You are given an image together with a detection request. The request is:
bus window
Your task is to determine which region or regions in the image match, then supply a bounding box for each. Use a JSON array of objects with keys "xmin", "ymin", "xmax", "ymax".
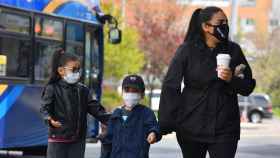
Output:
[
  {"xmin": 35, "ymin": 16, "xmax": 63, "ymax": 41},
  {"xmin": 66, "ymin": 22, "xmax": 84, "ymax": 59},
  {"xmin": 34, "ymin": 42, "xmax": 62, "ymax": 81},
  {"xmin": 0, "ymin": 55, "xmax": 6, "ymax": 76},
  {"xmin": 0, "ymin": 37, "xmax": 31, "ymax": 78},
  {"xmin": 34, "ymin": 16, "xmax": 63, "ymax": 81},
  {"xmin": 0, "ymin": 11, "xmax": 30, "ymax": 34}
]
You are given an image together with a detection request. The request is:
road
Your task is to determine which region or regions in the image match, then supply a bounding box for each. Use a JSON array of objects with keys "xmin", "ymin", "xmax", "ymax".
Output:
[
  {"xmin": 2, "ymin": 118, "xmax": 280, "ymax": 158},
  {"xmin": 84, "ymin": 118, "xmax": 280, "ymax": 158}
]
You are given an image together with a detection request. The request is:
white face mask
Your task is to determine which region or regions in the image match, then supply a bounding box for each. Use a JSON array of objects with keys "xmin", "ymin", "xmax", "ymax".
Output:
[
  {"xmin": 122, "ymin": 92, "xmax": 141, "ymax": 108},
  {"xmin": 63, "ymin": 72, "xmax": 80, "ymax": 84}
]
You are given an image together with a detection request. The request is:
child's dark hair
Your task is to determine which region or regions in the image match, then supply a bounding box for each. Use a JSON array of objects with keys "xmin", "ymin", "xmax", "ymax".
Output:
[
  {"xmin": 47, "ymin": 48, "xmax": 80, "ymax": 84},
  {"xmin": 184, "ymin": 6, "xmax": 223, "ymax": 43}
]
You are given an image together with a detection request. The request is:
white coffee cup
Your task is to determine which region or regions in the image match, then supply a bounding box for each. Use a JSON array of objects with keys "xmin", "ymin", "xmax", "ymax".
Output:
[
  {"xmin": 216, "ymin": 54, "xmax": 231, "ymax": 77},
  {"xmin": 216, "ymin": 54, "xmax": 231, "ymax": 68}
]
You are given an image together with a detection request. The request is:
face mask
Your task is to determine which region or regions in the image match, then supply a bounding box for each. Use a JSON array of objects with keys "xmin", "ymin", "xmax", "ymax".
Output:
[
  {"xmin": 122, "ymin": 92, "xmax": 141, "ymax": 108},
  {"xmin": 63, "ymin": 72, "xmax": 80, "ymax": 84},
  {"xmin": 210, "ymin": 24, "xmax": 229, "ymax": 42}
]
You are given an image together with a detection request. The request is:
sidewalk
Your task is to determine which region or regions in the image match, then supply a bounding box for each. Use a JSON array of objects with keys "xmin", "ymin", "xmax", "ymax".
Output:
[{"xmin": 241, "ymin": 118, "xmax": 280, "ymax": 138}]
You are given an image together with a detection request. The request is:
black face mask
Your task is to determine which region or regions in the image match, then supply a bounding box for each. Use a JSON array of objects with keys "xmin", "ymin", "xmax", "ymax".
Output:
[{"xmin": 208, "ymin": 23, "xmax": 229, "ymax": 42}]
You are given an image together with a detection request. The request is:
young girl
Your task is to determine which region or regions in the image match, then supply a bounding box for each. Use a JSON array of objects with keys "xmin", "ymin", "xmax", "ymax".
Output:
[{"xmin": 41, "ymin": 49, "xmax": 110, "ymax": 158}]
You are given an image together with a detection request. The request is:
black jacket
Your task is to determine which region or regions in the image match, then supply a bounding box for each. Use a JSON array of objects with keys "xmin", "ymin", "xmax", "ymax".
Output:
[
  {"xmin": 159, "ymin": 40, "xmax": 256, "ymax": 143},
  {"xmin": 41, "ymin": 80, "xmax": 110, "ymax": 141}
]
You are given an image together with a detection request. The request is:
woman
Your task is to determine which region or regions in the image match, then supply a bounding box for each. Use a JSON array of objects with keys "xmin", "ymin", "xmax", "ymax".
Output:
[{"xmin": 159, "ymin": 6, "xmax": 256, "ymax": 158}]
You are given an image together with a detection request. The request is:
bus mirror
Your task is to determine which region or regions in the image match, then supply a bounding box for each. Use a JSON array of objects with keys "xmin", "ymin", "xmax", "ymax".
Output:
[
  {"xmin": 98, "ymin": 14, "xmax": 121, "ymax": 44},
  {"xmin": 109, "ymin": 27, "xmax": 122, "ymax": 44}
]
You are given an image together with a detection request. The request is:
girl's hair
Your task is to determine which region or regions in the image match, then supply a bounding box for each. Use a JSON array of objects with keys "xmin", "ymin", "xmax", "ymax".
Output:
[
  {"xmin": 184, "ymin": 6, "xmax": 223, "ymax": 43},
  {"xmin": 47, "ymin": 48, "xmax": 80, "ymax": 84}
]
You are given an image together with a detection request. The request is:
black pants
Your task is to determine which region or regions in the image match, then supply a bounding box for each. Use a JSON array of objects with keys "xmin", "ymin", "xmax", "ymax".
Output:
[
  {"xmin": 100, "ymin": 143, "xmax": 112, "ymax": 158},
  {"xmin": 177, "ymin": 134, "xmax": 238, "ymax": 158},
  {"xmin": 47, "ymin": 141, "xmax": 86, "ymax": 158}
]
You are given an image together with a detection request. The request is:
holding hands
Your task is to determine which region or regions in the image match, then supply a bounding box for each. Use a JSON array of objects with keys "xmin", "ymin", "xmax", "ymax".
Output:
[{"xmin": 147, "ymin": 132, "xmax": 157, "ymax": 144}]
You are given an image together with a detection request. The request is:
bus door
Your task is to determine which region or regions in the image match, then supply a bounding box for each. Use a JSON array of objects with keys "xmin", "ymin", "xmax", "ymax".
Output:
[
  {"xmin": 85, "ymin": 25, "xmax": 102, "ymax": 139},
  {"xmin": 84, "ymin": 26, "xmax": 101, "ymax": 93}
]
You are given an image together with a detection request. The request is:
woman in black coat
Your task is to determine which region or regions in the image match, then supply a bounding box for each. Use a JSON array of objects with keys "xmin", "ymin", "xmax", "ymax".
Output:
[{"xmin": 159, "ymin": 6, "xmax": 256, "ymax": 158}]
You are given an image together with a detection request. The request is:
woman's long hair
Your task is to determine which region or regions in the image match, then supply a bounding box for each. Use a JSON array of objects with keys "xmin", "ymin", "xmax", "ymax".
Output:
[{"xmin": 184, "ymin": 6, "xmax": 223, "ymax": 43}]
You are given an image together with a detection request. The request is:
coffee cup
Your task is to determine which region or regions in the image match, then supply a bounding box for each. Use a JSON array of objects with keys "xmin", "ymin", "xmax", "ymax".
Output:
[{"xmin": 216, "ymin": 54, "xmax": 231, "ymax": 76}]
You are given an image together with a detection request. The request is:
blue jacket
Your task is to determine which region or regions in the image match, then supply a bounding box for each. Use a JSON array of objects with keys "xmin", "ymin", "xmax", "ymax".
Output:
[{"xmin": 106, "ymin": 105, "xmax": 161, "ymax": 158}]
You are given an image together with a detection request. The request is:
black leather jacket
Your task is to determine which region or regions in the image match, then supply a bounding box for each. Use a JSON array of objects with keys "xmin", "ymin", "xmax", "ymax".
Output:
[{"xmin": 41, "ymin": 80, "xmax": 109, "ymax": 141}]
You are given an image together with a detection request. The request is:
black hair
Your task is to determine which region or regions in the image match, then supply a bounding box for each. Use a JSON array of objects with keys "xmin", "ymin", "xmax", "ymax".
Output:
[
  {"xmin": 184, "ymin": 6, "xmax": 223, "ymax": 43},
  {"xmin": 47, "ymin": 48, "xmax": 80, "ymax": 84}
]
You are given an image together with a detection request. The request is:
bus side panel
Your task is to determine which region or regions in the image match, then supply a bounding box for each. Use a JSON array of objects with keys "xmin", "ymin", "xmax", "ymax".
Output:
[
  {"xmin": 0, "ymin": 0, "xmax": 50, "ymax": 11},
  {"xmin": 0, "ymin": 0, "xmax": 101, "ymax": 23},
  {"xmin": 0, "ymin": 84, "xmax": 47, "ymax": 149}
]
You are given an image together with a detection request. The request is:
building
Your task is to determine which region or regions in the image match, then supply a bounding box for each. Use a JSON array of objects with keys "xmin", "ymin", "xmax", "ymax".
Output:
[
  {"xmin": 177, "ymin": 0, "xmax": 273, "ymax": 37},
  {"xmin": 103, "ymin": 0, "xmax": 276, "ymax": 36},
  {"xmin": 270, "ymin": 0, "xmax": 280, "ymax": 32}
]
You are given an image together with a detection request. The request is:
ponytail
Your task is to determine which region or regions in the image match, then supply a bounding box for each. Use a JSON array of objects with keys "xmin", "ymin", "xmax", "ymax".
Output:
[
  {"xmin": 184, "ymin": 8, "xmax": 202, "ymax": 42},
  {"xmin": 47, "ymin": 48, "xmax": 79, "ymax": 84},
  {"xmin": 48, "ymin": 48, "xmax": 64, "ymax": 84}
]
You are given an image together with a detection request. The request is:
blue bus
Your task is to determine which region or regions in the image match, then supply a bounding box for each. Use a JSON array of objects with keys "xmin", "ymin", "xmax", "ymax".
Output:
[{"xmin": 0, "ymin": 0, "xmax": 119, "ymax": 155}]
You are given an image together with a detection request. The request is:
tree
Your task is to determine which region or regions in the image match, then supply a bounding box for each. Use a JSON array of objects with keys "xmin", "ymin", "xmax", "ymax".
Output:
[
  {"xmin": 250, "ymin": 28, "xmax": 280, "ymax": 105},
  {"xmin": 104, "ymin": 28, "xmax": 145, "ymax": 80},
  {"xmin": 101, "ymin": 1, "xmax": 145, "ymax": 82},
  {"xmin": 129, "ymin": 0, "xmax": 185, "ymax": 104}
]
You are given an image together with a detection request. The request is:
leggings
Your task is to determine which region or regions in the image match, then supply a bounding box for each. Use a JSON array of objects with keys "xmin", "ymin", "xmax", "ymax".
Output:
[
  {"xmin": 177, "ymin": 134, "xmax": 238, "ymax": 158},
  {"xmin": 47, "ymin": 141, "xmax": 86, "ymax": 158}
]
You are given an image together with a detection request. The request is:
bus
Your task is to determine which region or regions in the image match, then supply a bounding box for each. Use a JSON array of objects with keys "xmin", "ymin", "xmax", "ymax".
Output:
[{"xmin": 0, "ymin": 0, "xmax": 120, "ymax": 155}]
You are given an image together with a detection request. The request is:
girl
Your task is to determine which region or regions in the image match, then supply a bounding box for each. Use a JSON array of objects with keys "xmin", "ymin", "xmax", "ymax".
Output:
[
  {"xmin": 159, "ymin": 6, "xmax": 256, "ymax": 158},
  {"xmin": 41, "ymin": 49, "xmax": 110, "ymax": 158}
]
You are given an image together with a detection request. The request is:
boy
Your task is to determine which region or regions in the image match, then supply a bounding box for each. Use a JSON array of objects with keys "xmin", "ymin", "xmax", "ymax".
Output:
[{"xmin": 102, "ymin": 75, "xmax": 161, "ymax": 158}]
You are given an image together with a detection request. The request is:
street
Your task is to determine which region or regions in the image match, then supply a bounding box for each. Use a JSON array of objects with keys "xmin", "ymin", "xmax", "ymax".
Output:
[
  {"xmin": 3, "ymin": 118, "xmax": 280, "ymax": 158},
  {"xmin": 84, "ymin": 118, "xmax": 280, "ymax": 158}
]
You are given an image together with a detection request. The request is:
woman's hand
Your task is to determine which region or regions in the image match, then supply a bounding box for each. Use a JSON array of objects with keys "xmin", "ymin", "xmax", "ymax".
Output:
[
  {"xmin": 217, "ymin": 66, "xmax": 232, "ymax": 82},
  {"xmin": 48, "ymin": 116, "xmax": 62, "ymax": 128},
  {"xmin": 147, "ymin": 132, "xmax": 157, "ymax": 144}
]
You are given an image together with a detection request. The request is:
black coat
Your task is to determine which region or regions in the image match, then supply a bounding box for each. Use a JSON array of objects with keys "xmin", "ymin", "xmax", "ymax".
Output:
[
  {"xmin": 41, "ymin": 80, "xmax": 110, "ymax": 141},
  {"xmin": 159, "ymin": 40, "xmax": 256, "ymax": 143}
]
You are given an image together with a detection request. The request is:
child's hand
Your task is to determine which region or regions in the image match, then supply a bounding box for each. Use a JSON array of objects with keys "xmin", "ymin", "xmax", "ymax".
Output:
[
  {"xmin": 97, "ymin": 124, "xmax": 108, "ymax": 139},
  {"xmin": 48, "ymin": 117, "xmax": 62, "ymax": 128},
  {"xmin": 147, "ymin": 132, "xmax": 157, "ymax": 144}
]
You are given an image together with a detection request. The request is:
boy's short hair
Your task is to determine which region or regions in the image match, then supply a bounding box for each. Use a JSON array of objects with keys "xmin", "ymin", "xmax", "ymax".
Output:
[{"xmin": 122, "ymin": 75, "xmax": 145, "ymax": 93}]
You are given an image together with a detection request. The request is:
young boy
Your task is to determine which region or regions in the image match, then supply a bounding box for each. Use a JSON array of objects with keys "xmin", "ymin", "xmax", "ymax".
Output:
[{"xmin": 102, "ymin": 75, "xmax": 161, "ymax": 158}]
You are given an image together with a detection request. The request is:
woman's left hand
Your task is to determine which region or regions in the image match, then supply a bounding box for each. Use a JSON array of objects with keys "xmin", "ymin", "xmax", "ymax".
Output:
[
  {"xmin": 217, "ymin": 66, "xmax": 232, "ymax": 82},
  {"xmin": 147, "ymin": 132, "xmax": 157, "ymax": 144}
]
